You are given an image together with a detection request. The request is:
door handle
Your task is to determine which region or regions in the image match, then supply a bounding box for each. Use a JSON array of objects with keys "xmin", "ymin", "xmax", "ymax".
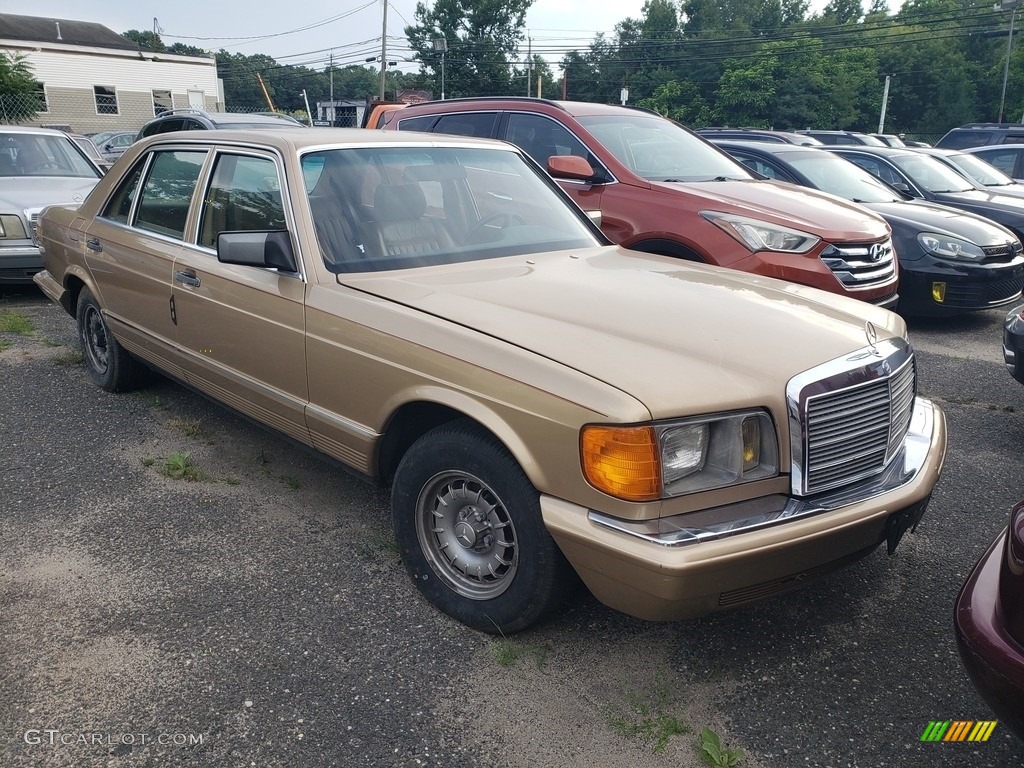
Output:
[
  {"xmin": 86, "ymin": 238, "xmax": 103, "ymax": 252},
  {"xmin": 174, "ymin": 270, "xmax": 201, "ymax": 288}
]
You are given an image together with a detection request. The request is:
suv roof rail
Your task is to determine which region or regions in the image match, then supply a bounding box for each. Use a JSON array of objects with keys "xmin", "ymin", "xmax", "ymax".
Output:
[
  {"xmin": 397, "ymin": 95, "xmax": 571, "ymax": 113},
  {"xmin": 163, "ymin": 107, "xmax": 212, "ymax": 118},
  {"xmin": 956, "ymin": 122, "xmax": 1023, "ymax": 128}
]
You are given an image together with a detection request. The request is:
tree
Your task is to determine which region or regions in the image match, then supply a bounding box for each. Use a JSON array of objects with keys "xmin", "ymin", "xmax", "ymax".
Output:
[
  {"xmin": 405, "ymin": 0, "xmax": 534, "ymax": 98},
  {"xmin": 0, "ymin": 52, "xmax": 39, "ymax": 121},
  {"xmin": 122, "ymin": 29, "xmax": 166, "ymax": 51}
]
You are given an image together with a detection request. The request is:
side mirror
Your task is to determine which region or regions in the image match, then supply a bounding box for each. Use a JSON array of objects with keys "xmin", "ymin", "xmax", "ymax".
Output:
[
  {"xmin": 585, "ymin": 210, "xmax": 602, "ymax": 228},
  {"xmin": 548, "ymin": 155, "xmax": 597, "ymax": 181},
  {"xmin": 890, "ymin": 181, "xmax": 917, "ymax": 196},
  {"xmin": 217, "ymin": 231, "xmax": 297, "ymax": 272}
]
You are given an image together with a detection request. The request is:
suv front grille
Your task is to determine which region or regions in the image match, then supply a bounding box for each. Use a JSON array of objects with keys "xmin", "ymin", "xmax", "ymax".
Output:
[
  {"xmin": 787, "ymin": 338, "xmax": 916, "ymax": 497},
  {"xmin": 820, "ymin": 239, "xmax": 896, "ymax": 288}
]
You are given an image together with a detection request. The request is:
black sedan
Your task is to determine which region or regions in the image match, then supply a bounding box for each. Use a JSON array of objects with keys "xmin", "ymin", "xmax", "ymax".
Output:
[
  {"xmin": 827, "ymin": 145, "xmax": 1024, "ymax": 242},
  {"xmin": 1006, "ymin": 304, "xmax": 1024, "ymax": 385},
  {"xmin": 955, "ymin": 499, "xmax": 1024, "ymax": 742},
  {"xmin": 713, "ymin": 140, "xmax": 1024, "ymax": 316}
]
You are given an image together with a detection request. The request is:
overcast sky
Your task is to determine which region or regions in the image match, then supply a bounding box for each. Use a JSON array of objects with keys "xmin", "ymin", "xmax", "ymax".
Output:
[{"xmin": 3, "ymin": 1, "xmax": 875, "ymax": 75}]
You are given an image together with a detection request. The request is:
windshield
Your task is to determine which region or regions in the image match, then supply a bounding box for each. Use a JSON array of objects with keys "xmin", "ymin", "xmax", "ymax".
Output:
[
  {"xmin": 946, "ymin": 152, "xmax": 1016, "ymax": 186},
  {"xmin": 577, "ymin": 114, "xmax": 754, "ymax": 182},
  {"xmin": 302, "ymin": 145, "xmax": 601, "ymax": 273},
  {"xmin": 0, "ymin": 132, "xmax": 101, "ymax": 178},
  {"xmin": 889, "ymin": 153, "xmax": 977, "ymax": 193},
  {"xmin": 785, "ymin": 150, "xmax": 901, "ymax": 203}
]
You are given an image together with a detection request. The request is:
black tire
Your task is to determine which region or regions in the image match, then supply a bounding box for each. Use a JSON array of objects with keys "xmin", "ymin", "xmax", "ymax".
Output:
[
  {"xmin": 76, "ymin": 288, "xmax": 145, "ymax": 392},
  {"xmin": 392, "ymin": 420, "xmax": 575, "ymax": 634}
]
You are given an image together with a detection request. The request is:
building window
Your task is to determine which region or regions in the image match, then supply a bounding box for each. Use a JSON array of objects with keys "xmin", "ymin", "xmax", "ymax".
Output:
[
  {"xmin": 94, "ymin": 86, "xmax": 118, "ymax": 115},
  {"xmin": 34, "ymin": 82, "xmax": 48, "ymax": 113},
  {"xmin": 152, "ymin": 89, "xmax": 173, "ymax": 116}
]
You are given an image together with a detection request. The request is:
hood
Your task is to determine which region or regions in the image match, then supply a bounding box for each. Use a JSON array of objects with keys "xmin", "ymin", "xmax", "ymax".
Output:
[
  {"xmin": 865, "ymin": 200, "xmax": 1020, "ymax": 245},
  {"xmin": 0, "ymin": 177, "xmax": 99, "ymax": 213},
  {"xmin": 343, "ymin": 247, "xmax": 902, "ymax": 419},
  {"xmin": 649, "ymin": 179, "xmax": 890, "ymax": 241}
]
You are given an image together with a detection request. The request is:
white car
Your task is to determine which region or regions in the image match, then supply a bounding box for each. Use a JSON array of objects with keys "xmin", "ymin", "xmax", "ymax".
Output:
[{"xmin": 0, "ymin": 126, "xmax": 102, "ymax": 284}]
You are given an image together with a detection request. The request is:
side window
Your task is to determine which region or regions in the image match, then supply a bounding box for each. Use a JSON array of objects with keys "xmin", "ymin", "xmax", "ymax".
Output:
[
  {"xmin": 432, "ymin": 113, "xmax": 497, "ymax": 138},
  {"xmin": 975, "ymin": 149, "xmax": 1016, "ymax": 176},
  {"xmin": 198, "ymin": 154, "xmax": 285, "ymax": 249},
  {"xmin": 396, "ymin": 115, "xmax": 437, "ymax": 132},
  {"xmin": 101, "ymin": 158, "xmax": 146, "ymax": 224},
  {"xmin": 733, "ymin": 155, "xmax": 782, "ymax": 180},
  {"xmin": 505, "ymin": 113, "xmax": 599, "ymax": 170},
  {"xmin": 843, "ymin": 155, "xmax": 893, "ymax": 183},
  {"xmin": 135, "ymin": 150, "xmax": 207, "ymax": 239}
]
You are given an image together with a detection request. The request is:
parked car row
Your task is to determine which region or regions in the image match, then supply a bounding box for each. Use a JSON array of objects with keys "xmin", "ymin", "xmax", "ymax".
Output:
[{"xmin": 8, "ymin": 104, "xmax": 1023, "ymax": 743}]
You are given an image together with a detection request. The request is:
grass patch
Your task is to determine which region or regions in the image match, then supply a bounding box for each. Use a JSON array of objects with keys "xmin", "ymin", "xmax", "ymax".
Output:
[
  {"xmin": 169, "ymin": 418, "xmax": 204, "ymax": 437},
  {"xmin": 140, "ymin": 457, "xmax": 155, "ymax": 467},
  {"xmin": 40, "ymin": 337, "xmax": 65, "ymax": 348},
  {"xmin": 53, "ymin": 350, "xmax": 84, "ymax": 366},
  {"xmin": 603, "ymin": 690, "xmax": 689, "ymax": 754},
  {"xmin": 489, "ymin": 638, "xmax": 551, "ymax": 669},
  {"xmin": 138, "ymin": 391, "xmax": 166, "ymax": 408},
  {"xmin": 0, "ymin": 339, "xmax": 11, "ymax": 352},
  {"xmin": 280, "ymin": 474, "xmax": 300, "ymax": 491},
  {"xmin": 0, "ymin": 309, "xmax": 33, "ymax": 335},
  {"xmin": 162, "ymin": 451, "xmax": 206, "ymax": 481},
  {"xmin": 698, "ymin": 727, "xmax": 744, "ymax": 767}
]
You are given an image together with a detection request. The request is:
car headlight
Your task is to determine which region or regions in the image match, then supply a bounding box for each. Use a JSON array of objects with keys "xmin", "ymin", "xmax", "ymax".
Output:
[
  {"xmin": 917, "ymin": 232, "xmax": 986, "ymax": 261},
  {"xmin": 0, "ymin": 214, "xmax": 28, "ymax": 240},
  {"xmin": 580, "ymin": 410, "xmax": 779, "ymax": 501},
  {"xmin": 700, "ymin": 211, "xmax": 820, "ymax": 254}
]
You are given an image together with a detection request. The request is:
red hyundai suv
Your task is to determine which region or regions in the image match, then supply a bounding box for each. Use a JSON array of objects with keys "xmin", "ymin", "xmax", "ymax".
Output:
[{"xmin": 383, "ymin": 98, "xmax": 898, "ymax": 306}]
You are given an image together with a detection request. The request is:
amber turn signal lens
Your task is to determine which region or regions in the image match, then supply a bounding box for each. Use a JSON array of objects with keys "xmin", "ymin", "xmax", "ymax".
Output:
[{"xmin": 581, "ymin": 425, "xmax": 661, "ymax": 502}]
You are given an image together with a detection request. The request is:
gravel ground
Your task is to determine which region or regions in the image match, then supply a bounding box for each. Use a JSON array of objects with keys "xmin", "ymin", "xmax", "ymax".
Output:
[{"xmin": 2, "ymin": 287, "xmax": 1023, "ymax": 767}]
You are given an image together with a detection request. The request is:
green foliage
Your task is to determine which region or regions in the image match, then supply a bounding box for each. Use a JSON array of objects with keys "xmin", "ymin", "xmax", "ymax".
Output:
[
  {"xmin": 699, "ymin": 727, "xmax": 744, "ymax": 766},
  {"xmin": 603, "ymin": 691, "xmax": 689, "ymax": 754},
  {"xmin": 0, "ymin": 52, "xmax": 39, "ymax": 121},
  {"xmin": 122, "ymin": 30, "xmax": 166, "ymax": 51},
  {"xmin": 163, "ymin": 452, "xmax": 206, "ymax": 481},
  {"xmin": 0, "ymin": 309, "xmax": 33, "ymax": 335},
  {"xmin": 489, "ymin": 638, "xmax": 551, "ymax": 668}
]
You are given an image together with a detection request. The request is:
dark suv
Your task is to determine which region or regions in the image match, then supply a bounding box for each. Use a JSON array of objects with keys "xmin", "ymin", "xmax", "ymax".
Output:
[
  {"xmin": 137, "ymin": 109, "xmax": 304, "ymax": 139},
  {"xmin": 936, "ymin": 123, "xmax": 1024, "ymax": 150},
  {"xmin": 795, "ymin": 130, "xmax": 887, "ymax": 146},
  {"xmin": 382, "ymin": 97, "xmax": 899, "ymax": 306}
]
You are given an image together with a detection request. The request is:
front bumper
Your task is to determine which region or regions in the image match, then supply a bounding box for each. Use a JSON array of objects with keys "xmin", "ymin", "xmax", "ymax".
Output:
[
  {"xmin": 0, "ymin": 244, "xmax": 43, "ymax": 284},
  {"xmin": 1005, "ymin": 305, "xmax": 1024, "ymax": 385},
  {"xmin": 542, "ymin": 397, "xmax": 946, "ymax": 621},
  {"xmin": 898, "ymin": 259, "xmax": 1024, "ymax": 316}
]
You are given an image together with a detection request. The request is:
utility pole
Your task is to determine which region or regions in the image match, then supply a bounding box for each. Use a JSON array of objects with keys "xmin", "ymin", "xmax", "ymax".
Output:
[
  {"xmin": 432, "ymin": 38, "xmax": 447, "ymax": 100},
  {"xmin": 526, "ymin": 35, "xmax": 532, "ymax": 97},
  {"xmin": 329, "ymin": 51, "xmax": 334, "ymax": 124},
  {"xmin": 998, "ymin": 0, "xmax": 1021, "ymax": 122},
  {"xmin": 878, "ymin": 74, "xmax": 891, "ymax": 133},
  {"xmin": 379, "ymin": 0, "xmax": 388, "ymax": 100}
]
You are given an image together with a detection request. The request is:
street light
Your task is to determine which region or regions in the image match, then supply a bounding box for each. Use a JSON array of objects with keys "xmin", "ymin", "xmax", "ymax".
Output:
[
  {"xmin": 432, "ymin": 38, "xmax": 447, "ymax": 100},
  {"xmin": 366, "ymin": 57, "xmax": 398, "ymax": 99},
  {"xmin": 998, "ymin": 0, "xmax": 1022, "ymax": 123}
]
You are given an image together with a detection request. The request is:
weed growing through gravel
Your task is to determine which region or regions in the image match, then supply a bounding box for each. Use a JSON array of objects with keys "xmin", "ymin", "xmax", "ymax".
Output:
[
  {"xmin": 489, "ymin": 638, "xmax": 551, "ymax": 668},
  {"xmin": 169, "ymin": 418, "xmax": 204, "ymax": 437},
  {"xmin": 698, "ymin": 727, "xmax": 743, "ymax": 766},
  {"xmin": 603, "ymin": 689, "xmax": 689, "ymax": 754},
  {"xmin": 163, "ymin": 451, "xmax": 206, "ymax": 481},
  {"xmin": 140, "ymin": 457, "xmax": 155, "ymax": 467},
  {"xmin": 0, "ymin": 339, "xmax": 11, "ymax": 352},
  {"xmin": 0, "ymin": 309, "xmax": 33, "ymax": 335},
  {"xmin": 280, "ymin": 474, "xmax": 300, "ymax": 490}
]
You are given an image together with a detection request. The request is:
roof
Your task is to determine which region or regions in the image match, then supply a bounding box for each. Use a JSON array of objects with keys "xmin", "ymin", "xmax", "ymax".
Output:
[{"xmin": 0, "ymin": 13, "xmax": 138, "ymax": 51}]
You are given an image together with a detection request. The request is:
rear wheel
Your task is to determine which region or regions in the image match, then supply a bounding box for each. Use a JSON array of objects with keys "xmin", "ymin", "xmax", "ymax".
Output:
[
  {"xmin": 76, "ymin": 288, "xmax": 145, "ymax": 392},
  {"xmin": 392, "ymin": 420, "xmax": 575, "ymax": 633}
]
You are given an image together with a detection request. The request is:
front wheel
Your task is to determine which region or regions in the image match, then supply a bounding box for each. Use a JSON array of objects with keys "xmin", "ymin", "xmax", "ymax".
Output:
[{"xmin": 392, "ymin": 420, "xmax": 575, "ymax": 634}]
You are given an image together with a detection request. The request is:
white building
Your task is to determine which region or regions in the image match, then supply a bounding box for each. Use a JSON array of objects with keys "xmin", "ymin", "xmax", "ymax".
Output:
[{"xmin": 0, "ymin": 13, "xmax": 221, "ymax": 133}]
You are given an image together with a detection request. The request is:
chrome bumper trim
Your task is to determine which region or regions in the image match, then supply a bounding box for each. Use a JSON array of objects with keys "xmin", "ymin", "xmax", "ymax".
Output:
[{"xmin": 589, "ymin": 397, "xmax": 938, "ymax": 548}]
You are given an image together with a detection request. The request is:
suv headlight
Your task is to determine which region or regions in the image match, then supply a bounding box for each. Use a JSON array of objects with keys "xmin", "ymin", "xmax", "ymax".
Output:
[
  {"xmin": 581, "ymin": 410, "xmax": 779, "ymax": 502},
  {"xmin": 917, "ymin": 232, "xmax": 985, "ymax": 261},
  {"xmin": 701, "ymin": 211, "xmax": 820, "ymax": 254}
]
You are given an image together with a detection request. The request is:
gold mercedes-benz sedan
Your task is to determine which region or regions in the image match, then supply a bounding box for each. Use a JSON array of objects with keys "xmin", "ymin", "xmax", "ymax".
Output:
[{"xmin": 34, "ymin": 128, "xmax": 946, "ymax": 633}]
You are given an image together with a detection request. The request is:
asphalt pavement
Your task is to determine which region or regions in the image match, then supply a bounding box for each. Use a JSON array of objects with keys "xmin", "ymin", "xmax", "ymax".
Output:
[{"xmin": 2, "ymin": 287, "xmax": 1022, "ymax": 768}]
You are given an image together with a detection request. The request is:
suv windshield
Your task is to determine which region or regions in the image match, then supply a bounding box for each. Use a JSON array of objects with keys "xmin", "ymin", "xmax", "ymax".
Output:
[
  {"xmin": 784, "ymin": 150, "xmax": 900, "ymax": 203},
  {"xmin": 302, "ymin": 145, "xmax": 601, "ymax": 273},
  {"xmin": 0, "ymin": 133, "xmax": 101, "ymax": 178},
  {"xmin": 576, "ymin": 114, "xmax": 753, "ymax": 182}
]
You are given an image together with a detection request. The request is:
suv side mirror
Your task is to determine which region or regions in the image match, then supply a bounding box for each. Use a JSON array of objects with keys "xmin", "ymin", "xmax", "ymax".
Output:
[{"xmin": 548, "ymin": 155, "xmax": 598, "ymax": 181}]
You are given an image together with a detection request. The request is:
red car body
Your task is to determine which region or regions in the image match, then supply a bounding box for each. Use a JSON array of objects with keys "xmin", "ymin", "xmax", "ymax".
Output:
[{"xmin": 955, "ymin": 499, "xmax": 1024, "ymax": 741}]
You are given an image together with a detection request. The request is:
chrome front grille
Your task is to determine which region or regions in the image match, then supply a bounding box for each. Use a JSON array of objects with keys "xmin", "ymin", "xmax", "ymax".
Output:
[
  {"xmin": 820, "ymin": 239, "xmax": 897, "ymax": 287},
  {"xmin": 787, "ymin": 337, "xmax": 916, "ymax": 496}
]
